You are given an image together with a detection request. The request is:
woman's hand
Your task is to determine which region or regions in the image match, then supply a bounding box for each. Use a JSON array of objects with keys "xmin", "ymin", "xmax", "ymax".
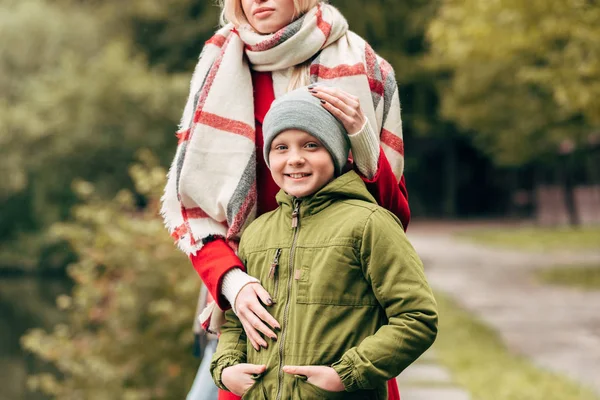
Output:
[
  {"xmin": 308, "ymin": 85, "xmax": 367, "ymax": 135},
  {"xmin": 235, "ymin": 283, "xmax": 281, "ymax": 351},
  {"xmin": 282, "ymin": 365, "xmax": 345, "ymax": 392},
  {"xmin": 222, "ymin": 363, "xmax": 266, "ymax": 396}
]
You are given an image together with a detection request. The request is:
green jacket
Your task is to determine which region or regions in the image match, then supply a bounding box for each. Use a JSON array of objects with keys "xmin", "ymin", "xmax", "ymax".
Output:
[{"xmin": 211, "ymin": 171, "xmax": 438, "ymax": 399}]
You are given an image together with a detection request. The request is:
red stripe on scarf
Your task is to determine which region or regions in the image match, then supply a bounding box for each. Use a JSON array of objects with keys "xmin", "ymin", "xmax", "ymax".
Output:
[
  {"xmin": 171, "ymin": 224, "xmax": 188, "ymax": 241},
  {"xmin": 186, "ymin": 207, "xmax": 210, "ymax": 219},
  {"xmin": 365, "ymin": 45, "xmax": 384, "ymax": 96},
  {"xmin": 379, "ymin": 58, "xmax": 393, "ymax": 83},
  {"xmin": 381, "ymin": 129, "xmax": 405, "ymax": 156},
  {"xmin": 196, "ymin": 112, "xmax": 254, "ymax": 141},
  {"xmin": 205, "ymin": 34, "xmax": 227, "ymax": 48},
  {"xmin": 181, "ymin": 206, "xmax": 197, "ymax": 247},
  {"xmin": 180, "ymin": 207, "xmax": 230, "ymax": 245},
  {"xmin": 245, "ymin": 29, "xmax": 285, "ymax": 52},
  {"xmin": 365, "ymin": 44, "xmax": 377, "ymax": 80},
  {"xmin": 315, "ymin": 5, "xmax": 332, "ymax": 38},
  {"xmin": 310, "ymin": 62, "xmax": 366, "ymax": 79},
  {"xmin": 185, "ymin": 208, "xmax": 229, "ymax": 229},
  {"xmin": 176, "ymin": 128, "xmax": 191, "ymax": 144},
  {"xmin": 369, "ymin": 78, "xmax": 385, "ymax": 97},
  {"xmin": 192, "ymin": 34, "xmax": 235, "ymax": 131}
]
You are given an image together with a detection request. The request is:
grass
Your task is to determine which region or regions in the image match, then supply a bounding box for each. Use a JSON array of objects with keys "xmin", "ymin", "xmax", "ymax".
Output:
[
  {"xmin": 536, "ymin": 264, "xmax": 600, "ymax": 290},
  {"xmin": 434, "ymin": 292, "xmax": 600, "ymax": 400},
  {"xmin": 456, "ymin": 226, "xmax": 600, "ymax": 252}
]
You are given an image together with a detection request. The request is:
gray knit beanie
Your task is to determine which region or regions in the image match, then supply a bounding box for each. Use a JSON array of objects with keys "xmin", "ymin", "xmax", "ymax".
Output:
[{"xmin": 263, "ymin": 85, "xmax": 350, "ymax": 176}]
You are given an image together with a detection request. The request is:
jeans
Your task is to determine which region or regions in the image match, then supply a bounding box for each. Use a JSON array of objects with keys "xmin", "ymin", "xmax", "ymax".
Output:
[{"xmin": 186, "ymin": 338, "xmax": 219, "ymax": 400}]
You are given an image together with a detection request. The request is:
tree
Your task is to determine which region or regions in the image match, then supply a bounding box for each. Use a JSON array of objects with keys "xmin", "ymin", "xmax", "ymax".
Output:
[
  {"xmin": 53, "ymin": 0, "xmax": 221, "ymax": 72},
  {"xmin": 427, "ymin": 0, "xmax": 600, "ymax": 166},
  {"xmin": 21, "ymin": 152, "xmax": 199, "ymax": 399},
  {"xmin": 0, "ymin": 0, "xmax": 187, "ymax": 240}
]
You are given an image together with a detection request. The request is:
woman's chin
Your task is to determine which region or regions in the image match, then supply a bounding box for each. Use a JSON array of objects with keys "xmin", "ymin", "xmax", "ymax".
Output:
[{"xmin": 251, "ymin": 21, "xmax": 288, "ymax": 35}]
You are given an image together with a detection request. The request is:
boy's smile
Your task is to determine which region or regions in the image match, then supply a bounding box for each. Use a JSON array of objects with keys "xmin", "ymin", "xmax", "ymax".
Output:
[
  {"xmin": 286, "ymin": 173, "xmax": 310, "ymax": 179},
  {"xmin": 269, "ymin": 129, "xmax": 335, "ymax": 198}
]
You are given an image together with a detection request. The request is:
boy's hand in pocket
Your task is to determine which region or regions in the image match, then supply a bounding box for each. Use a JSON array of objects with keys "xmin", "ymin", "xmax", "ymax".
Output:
[
  {"xmin": 282, "ymin": 365, "xmax": 345, "ymax": 392},
  {"xmin": 222, "ymin": 363, "xmax": 266, "ymax": 396}
]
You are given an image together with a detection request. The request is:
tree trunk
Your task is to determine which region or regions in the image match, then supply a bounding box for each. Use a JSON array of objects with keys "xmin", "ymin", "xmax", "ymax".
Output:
[
  {"xmin": 443, "ymin": 138, "xmax": 457, "ymax": 218},
  {"xmin": 559, "ymin": 154, "xmax": 579, "ymax": 227}
]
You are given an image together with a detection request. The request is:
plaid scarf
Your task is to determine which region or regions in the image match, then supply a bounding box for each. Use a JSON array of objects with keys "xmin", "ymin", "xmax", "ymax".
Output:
[{"xmin": 161, "ymin": 3, "xmax": 405, "ymax": 255}]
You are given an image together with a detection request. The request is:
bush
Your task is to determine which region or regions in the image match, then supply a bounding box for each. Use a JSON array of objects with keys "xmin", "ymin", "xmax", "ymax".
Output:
[{"xmin": 21, "ymin": 152, "xmax": 199, "ymax": 399}]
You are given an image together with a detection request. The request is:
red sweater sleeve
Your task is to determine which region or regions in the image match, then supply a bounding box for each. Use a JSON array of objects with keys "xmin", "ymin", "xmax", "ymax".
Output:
[
  {"xmin": 190, "ymin": 239, "xmax": 245, "ymax": 310},
  {"xmin": 358, "ymin": 148, "xmax": 411, "ymax": 231}
]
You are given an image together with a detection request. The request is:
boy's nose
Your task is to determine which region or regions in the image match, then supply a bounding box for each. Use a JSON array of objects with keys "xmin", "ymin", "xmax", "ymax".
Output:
[{"xmin": 287, "ymin": 151, "xmax": 305, "ymax": 166}]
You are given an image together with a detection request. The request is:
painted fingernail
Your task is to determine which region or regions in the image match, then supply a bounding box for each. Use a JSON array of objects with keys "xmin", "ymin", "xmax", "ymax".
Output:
[
  {"xmin": 271, "ymin": 335, "xmax": 277, "ymax": 341},
  {"xmin": 307, "ymin": 84, "xmax": 315, "ymax": 89},
  {"xmin": 320, "ymin": 100, "xmax": 326, "ymax": 104},
  {"xmin": 309, "ymin": 90, "xmax": 317, "ymax": 94}
]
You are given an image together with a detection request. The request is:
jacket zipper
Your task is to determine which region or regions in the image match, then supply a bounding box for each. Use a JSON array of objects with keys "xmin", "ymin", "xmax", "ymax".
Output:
[
  {"xmin": 276, "ymin": 199, "xmax": 301, "ymax": 400},
  {"xmin": 269, "ymin": 248, "xmax": 282, "ymax": 301}
]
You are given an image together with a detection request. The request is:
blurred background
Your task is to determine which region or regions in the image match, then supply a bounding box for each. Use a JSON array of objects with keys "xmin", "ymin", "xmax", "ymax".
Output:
[{"xmin": 1, "ymin": 0, "xmax": 598, "ymax": 399}]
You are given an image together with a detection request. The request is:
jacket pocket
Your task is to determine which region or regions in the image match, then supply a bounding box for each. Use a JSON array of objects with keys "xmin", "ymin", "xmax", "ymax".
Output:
[
  {"xmin": 295, "ymin": 247, "xmax": 378, "ymax": 306},
  {"xmin": 241, "ymin": 379, "xmax": 268, "ymax": 400},
  {"xmin": 293, "ymin": 375, "xmax": 346, "ymax": 400},
  {"xmin": 245, "ymin": 248, "xmax": 284, "ymax": 304},
  {"xmin": 267, "ymin": 248, "xmax": 282, "ymax": 302}
]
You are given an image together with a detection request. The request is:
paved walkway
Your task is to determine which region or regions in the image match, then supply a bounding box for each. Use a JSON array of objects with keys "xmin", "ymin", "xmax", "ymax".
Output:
[
  {"xmin": 397, "ymin": 347, "xmax": 471, "ymax": 400},
  {"xmin": 407, "ymin": 223, "xmax": 600, "ymax": 395}
]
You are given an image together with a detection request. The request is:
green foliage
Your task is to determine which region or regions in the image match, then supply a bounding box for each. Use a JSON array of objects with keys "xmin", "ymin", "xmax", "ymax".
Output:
[
  {"xmin": 337, "ymin": 0, "xmax": 438, "ymax": 75},
  {"xmin": 336, "ymin": 0, "xmax": 442, "ymax": 136},
  {"xmin": 54, "ymin": 0, "xmax": 222, "ymax": 72},
  {"xmin": 427, "ymin": 0, "xmax": 600, "ymax": 165},
  {"xmin": 0, "ymin": 0, "xmax": 189, "ymax": 240},
  {"xmin": 21, "ymin": 152, "xmax": 199, "ymax": 399},
  {"xmin": 0, "ymin": 0, "xmax": 100, "ymax": 199}
]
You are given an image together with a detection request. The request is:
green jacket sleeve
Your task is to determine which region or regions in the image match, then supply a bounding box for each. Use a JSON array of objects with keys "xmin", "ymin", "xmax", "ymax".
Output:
[
  {"xmin": 332, "ymin": 209, "xmax": 438, "ymax": 391},
  {"xmin": 209, "ymin": 246, "xmax": 248, "ymax": 390},
  {"xmin": 209, "ymin": 309, "xmax": 247, "ymax": 390}
]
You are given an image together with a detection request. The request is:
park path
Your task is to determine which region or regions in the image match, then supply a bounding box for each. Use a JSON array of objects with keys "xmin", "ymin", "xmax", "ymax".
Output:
[
  {"xmin": 397, "ymin": 346, "xmax": 471, "ymax": 400},
  {"xmin": 403, "ymin": 222, "xmax": 600, "ymax": 396}
]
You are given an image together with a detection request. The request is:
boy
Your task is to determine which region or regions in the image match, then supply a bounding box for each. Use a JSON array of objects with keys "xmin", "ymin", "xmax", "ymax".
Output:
[{"xmin": 211, "ymin": 86, "xmax": 438, "ymax": 399}]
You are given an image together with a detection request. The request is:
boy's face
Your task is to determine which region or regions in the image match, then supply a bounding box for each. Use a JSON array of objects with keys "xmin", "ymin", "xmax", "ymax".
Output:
[{"xmin": 269, "ymin": 129, "xmax": 335, "ymax": 198}]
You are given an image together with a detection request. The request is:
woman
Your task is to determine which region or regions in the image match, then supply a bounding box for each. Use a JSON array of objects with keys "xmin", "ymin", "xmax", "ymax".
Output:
[{"xmin": 162, "ymin": 1, "xmax": 410, "ymax": 398}]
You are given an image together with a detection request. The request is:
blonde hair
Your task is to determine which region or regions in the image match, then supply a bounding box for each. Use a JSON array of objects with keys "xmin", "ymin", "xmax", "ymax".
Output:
[
  {"xmin": 287, "ymin": 59, "xmax": 312, "ymax": 91},
  {"xmin": 217, "ymin": 0, "xmax": 322, "ymax": 91}
]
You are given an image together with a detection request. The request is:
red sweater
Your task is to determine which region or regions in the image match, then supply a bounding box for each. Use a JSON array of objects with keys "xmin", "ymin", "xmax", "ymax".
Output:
[{"xmin": 191, "ymin": 70, "xmax": 411, "ymax": 309}]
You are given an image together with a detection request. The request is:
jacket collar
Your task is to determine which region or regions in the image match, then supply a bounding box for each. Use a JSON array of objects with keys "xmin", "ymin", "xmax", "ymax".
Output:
[{"xmin": 275, "ymin": 171, "xmax": 377, "ymax": 218}]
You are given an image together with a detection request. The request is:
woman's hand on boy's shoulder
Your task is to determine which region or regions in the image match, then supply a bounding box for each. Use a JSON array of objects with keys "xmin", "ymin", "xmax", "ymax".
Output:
[
  {"xmin": 222, "ymin": 363, "xmax": 266, "ymax": 396},
  {"xmin": 282, "ymin": 365, "xmax": 345, "ymax": 392}
]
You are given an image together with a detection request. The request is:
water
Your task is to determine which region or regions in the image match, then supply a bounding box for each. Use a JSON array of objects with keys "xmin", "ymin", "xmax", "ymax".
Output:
[{"xmin": 0, "ymin": 276, "xmax": 72, "ymax": 400}]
